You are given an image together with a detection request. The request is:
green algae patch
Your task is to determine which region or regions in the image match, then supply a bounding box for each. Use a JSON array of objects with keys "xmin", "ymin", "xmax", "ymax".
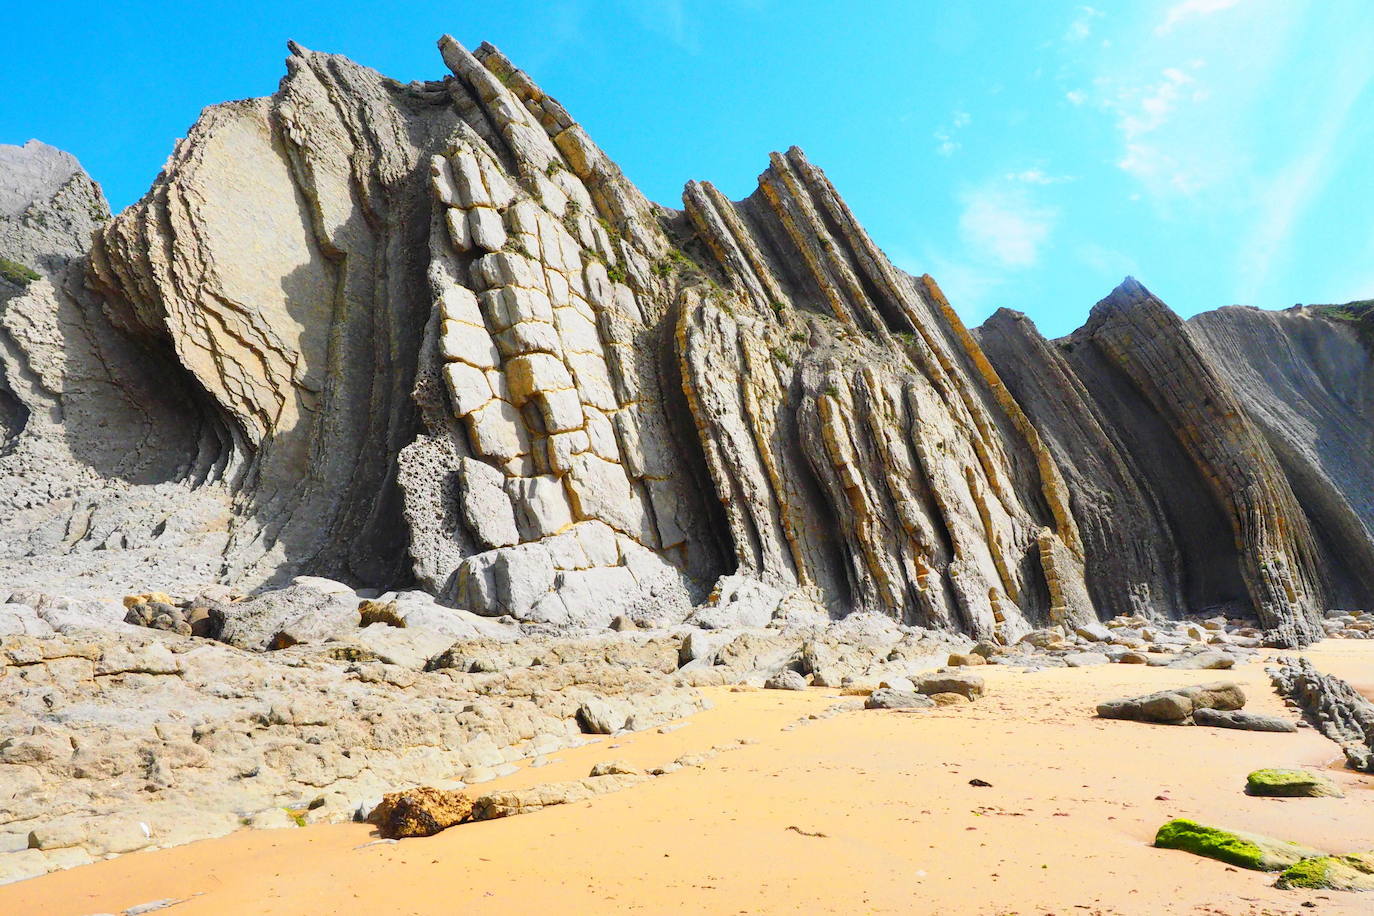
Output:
[
  {"xmin": 1246, "ymin": 768, "xmax": 1343, "ymax": 798},
  {"xmin": 1277, "ymin": 853, "xmax": 1374, "ymax": 892},
  {"xmin": 1154, "ymin": 819, "xmax": 1325, "ymax": 871}
]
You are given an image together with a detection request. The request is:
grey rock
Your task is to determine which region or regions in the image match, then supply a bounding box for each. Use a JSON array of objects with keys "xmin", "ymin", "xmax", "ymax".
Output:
[
  {"xmin": 1192, "ymin": 708, "xmax": 1297, "ymax": 732},
  {"xmin": 1097, "ymin": 681, "xmax": 1246, "ymax": 724},
  {"xmin": 1168, "ymin": 650, "xmax": 1236, "ymax": 670},
  {"xmin": 911, "ymin": 672, "xmax": 985, "ymax": 701},
  {"xmin": 1074, "ymin": 622, "xmax": 1112, "ymax": 642},
  {"xmin": 764, "ymin": 670, "xmax": 807, "ymax": 691},
  {"xmin": 864, "ymin": 689, "xmax": 935, "ymax": 710},
  {"xmin": 577, "ymin": 697, "xmax": 632, "ymax": 735},
  {"xmin": 1063, "ymin": 651, "xmax": 1110, "ymax": 667}
]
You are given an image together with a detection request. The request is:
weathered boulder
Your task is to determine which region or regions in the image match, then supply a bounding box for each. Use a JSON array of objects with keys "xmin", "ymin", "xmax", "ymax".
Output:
[
  {"xmin": 1168, "ymin": 650, "xmax": 1236, "ymax": 670},
  {"xmin": 912, "ymin": 672, "xmax": 985, "ymax": 701},
  {"xmin": 215, "ymin": 583, "xmax": 359, "ymax": 651},
  {"xmin": 1063, "ymin": 651, "xmax": 1109, "ymax": 667},
  {"xmin": 1097, "ymin": 682, "xmax": 1245, "ymax": 724},
  {"xmin": 577, "ymin": 697, "xmax": 632, "ymax": 734},
  {"xmin": 1074, "ymin": 622, "xmax": 1112, "ymax": 642},
  {"xmin": 369, "ymin": 787, "xmax": 473, "ymax": 838},
  {"xmin": 764, "ymin": 670, "xmax": 807, "ymax": 691}
]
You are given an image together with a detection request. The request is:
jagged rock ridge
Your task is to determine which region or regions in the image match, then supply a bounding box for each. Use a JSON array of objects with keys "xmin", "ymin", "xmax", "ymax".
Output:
[{"xmin": 3, "ymin": 37, "xmax": 1372, "ymax": 646}]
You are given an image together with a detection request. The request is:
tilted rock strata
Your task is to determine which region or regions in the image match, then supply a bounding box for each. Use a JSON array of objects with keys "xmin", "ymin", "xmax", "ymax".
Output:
[
  {"xmin": 4, "ymin": 36, "xmax": 1373, "ymax": 645},
  {"xmin": 977, "ymin": 280, "xmax": 1364, "ymax": 646}
]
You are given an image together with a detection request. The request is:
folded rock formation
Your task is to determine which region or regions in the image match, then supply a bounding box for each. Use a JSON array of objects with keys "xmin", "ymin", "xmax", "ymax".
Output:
[{"xmin": 3, "ymin": 36, "xmax": 1373, "ymax": 646}]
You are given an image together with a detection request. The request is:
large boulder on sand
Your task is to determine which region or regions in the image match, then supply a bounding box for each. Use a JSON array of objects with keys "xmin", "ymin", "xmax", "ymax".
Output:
[
  {"xmin": 1245, "ymin": 768, "xmax": 1343, "ymax": 798},
  {"xmin": 369, "ymin": 787, "xmax": 473, "ymax": 838},
  {"xmin": 1096, "ymin": 681, "xmax": 1245, "ymax": 724}
]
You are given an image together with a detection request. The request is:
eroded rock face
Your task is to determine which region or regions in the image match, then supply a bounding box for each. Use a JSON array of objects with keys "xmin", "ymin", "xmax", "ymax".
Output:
[{"xmin": 3, "ymin": 35, "xmax": 1372, "ymax": 647}]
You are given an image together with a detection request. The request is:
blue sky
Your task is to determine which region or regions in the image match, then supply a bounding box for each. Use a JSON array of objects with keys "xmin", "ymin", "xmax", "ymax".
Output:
[{"xmin": 3, "ymin": 0, "xmax": 1371, "ymax": 336}]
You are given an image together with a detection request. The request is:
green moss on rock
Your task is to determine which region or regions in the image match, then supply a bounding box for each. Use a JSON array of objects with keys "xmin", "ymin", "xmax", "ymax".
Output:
[
  {"xmin": 1277, "ymin": 856, "xmax": 1336, "ymax": 889},
  {"xmin": 1246, "ymin": 768, "xmax": 1343, "ymax": 798},
  {"xmin": 1154, "ymin": 819, "xmax": 1325, "ymax": 871},
  {"xmin": 1277, "ymin": 853, "xmax": 1374, "ymax": 892}
]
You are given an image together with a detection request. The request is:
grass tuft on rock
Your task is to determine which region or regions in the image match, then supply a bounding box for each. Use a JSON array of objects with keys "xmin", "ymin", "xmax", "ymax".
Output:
[{"xmin": 0, "ymin": 256, "xmax": 40, "ymax": 287}]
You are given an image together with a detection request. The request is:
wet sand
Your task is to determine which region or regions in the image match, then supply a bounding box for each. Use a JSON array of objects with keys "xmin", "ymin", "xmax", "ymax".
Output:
[{"xmin": 6, "ymin": 642, "xmax": 1373, "ymax": 916}]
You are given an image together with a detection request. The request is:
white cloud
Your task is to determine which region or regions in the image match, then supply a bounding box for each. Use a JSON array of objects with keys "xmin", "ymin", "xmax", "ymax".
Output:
[
  {"xmin": 959, "ymin": 185, "xmax": 1057, "ymax": 268},
  {"xmin": 1065, "ymin": 89, "xmax": 1087, "ymax": 106},
  {"xmin": 1157, "ymin": 0, "xmax": 1246, "ymax": 35},
  {"xmin": 1100, "ymin": 62, "xmax": 1213, "ymax": 193},
  {"xmin": 1065, "ymin": 6, "xmax": 1105, "ymax": 42}
]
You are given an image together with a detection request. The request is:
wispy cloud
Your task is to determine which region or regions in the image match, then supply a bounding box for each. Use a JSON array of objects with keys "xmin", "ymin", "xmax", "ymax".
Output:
[
  {"xmin": 959, "ymin": 183, "xmax": 1058, "ymax": 268},
  {"xmin": 1005, "ymin": 168, "xmax": 1074, "ymax": 185},
  {"xmin": 934, "ymin": 110, "xmax": 971, "ymax": 156},
  {"xmin": 1237, "ymin": 46, "xmax": 1374, "ymax": 302},
  {"xmin": 1156, "ymin": 0, "xmax": 1246, "ymax": 35},
  {"xmin": 1064, "ymin": 6, "xmax": 1104, "ymax": 41},
  {"xmin": 1117, "ymin": 66, "xmax": 1198, "ymax": 139}
]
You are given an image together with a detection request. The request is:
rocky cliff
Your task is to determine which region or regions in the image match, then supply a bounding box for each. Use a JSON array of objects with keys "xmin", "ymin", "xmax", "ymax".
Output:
[{"xmin": 3, "ymin": 37, "xmax": 1371, "ymax": 647}]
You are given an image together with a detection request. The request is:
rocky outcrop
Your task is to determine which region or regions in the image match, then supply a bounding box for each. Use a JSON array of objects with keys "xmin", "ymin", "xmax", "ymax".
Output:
[
  {"xmin": 1269, "ymin": 656, "xmax": 1374, "ymax": 772},
  {"xmin": 0, "ymin": 590, "xmax": 710, "ymax": 881},
  {"xmin": 4, "ymin": 35, "xmax": 1373, "ymax": 648}
]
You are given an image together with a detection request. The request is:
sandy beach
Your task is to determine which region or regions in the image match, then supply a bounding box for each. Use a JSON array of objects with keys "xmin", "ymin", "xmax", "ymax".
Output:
[{"xmin": 4, "ymin": 642, "xmax": 1371, "ymax": 916}]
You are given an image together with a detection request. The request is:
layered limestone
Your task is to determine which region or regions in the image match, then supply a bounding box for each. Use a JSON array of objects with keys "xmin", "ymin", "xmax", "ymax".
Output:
[
  {"xmin": 977, "ymin": 281, "xmax": 1351, "ymax": 646},
  {"xmin": 3, "ymin": 37, "xmax": 1371, "ymax": 646}
]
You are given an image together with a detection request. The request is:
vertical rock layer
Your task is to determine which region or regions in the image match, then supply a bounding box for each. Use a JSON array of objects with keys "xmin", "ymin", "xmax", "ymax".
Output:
[{"xmin": 2, "ymin": 37, "xmax": 1370, "ymax": 645}]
